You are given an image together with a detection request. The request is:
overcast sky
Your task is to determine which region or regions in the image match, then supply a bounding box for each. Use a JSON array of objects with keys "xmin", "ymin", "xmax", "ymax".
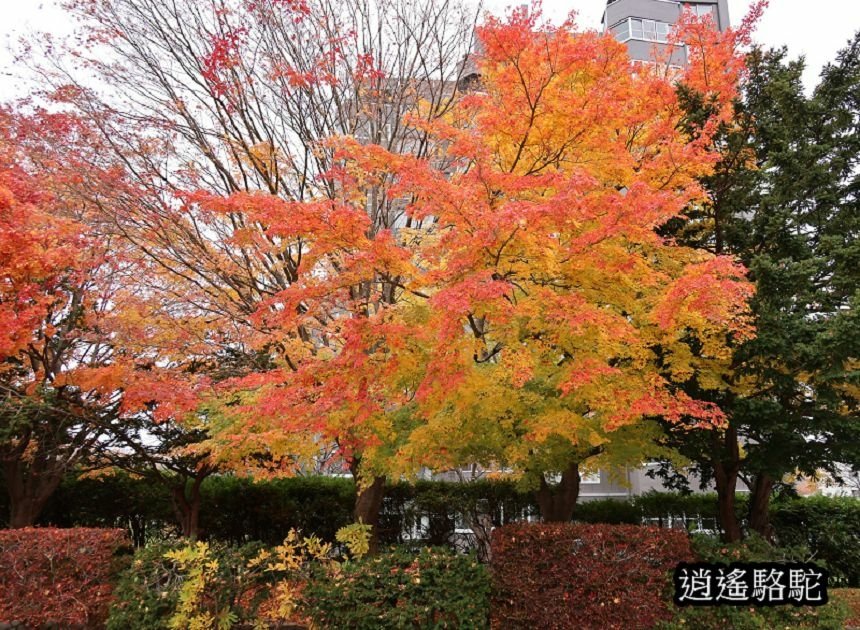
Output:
[{"xmin": 1, "ymin": 0, "xmax": 858, "ymax": 96}]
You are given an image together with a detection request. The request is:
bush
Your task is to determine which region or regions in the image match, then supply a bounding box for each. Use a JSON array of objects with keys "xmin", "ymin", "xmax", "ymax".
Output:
[
  {"xmin": 200, "ymin": 475, "xmax": 355, "ymax": 544},
  {"xmin": 302, "ymin": 546, "xmax": 490, "ymax": 629},
  {"xmin": 575, "ymin": 498, "xmax": 641, "ymax": 524},
  {"xmin": 659, "ymin": 534, "xmax": 849, "ymax": 629},
  {"xmin": 771, "ymin": 495, "xmax": 860, "ymax": 587},
  {"xmin": 831, "ymin": 589, "xmax": 860, "ymax": 629},
  {"xmin": 43, "ymin": 472, "xmax": 175, "ymax": 545},
  {"xmin": 380, "ymin": 479, "xmax": 536, "ymax": 547},
  {"xmin": 490, "ymin": 522, "xmax": 693, "ymax": 629},
  {"xmin": 0, "ymin": 527, "xmax": 131, "ymax": 628},
  {"xmin": 106, "ymin": 541, "xmax": 183, "ymax": 630},
  {"xmin": 106, "ymin": 539, "xmax": 270, "ymax": 630}
]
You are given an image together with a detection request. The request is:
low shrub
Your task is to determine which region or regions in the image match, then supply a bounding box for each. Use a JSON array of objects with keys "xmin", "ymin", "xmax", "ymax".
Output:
[
  {"xmin": 302, "ymin": 546, "xmax": 490, "ymax": 629},
  {"xmin": 831, "ymin": 589, "xmax": 860, "ymax": 628},
  {"xmin": 0, "ymin": 527, "xmax": 131, "ymax": 628},
  {"xmin": 106, "ymin": 539, "xmax": 271, "ymax": 630},
  {"xmin": 658, "ymin": 534, "xmax": 849, "ymax": 629},
  {"xmin": 490, "ymin": 522, "xmax": 693, "ymax": 629},
  {"xmin": 107, "ymin": 527, "xmax": 368, "ymax": 629},
  {"xmin": 106, "ymin": 541, "xmax": 183, "ymax": 630},
  {"xmin": 771, "ymin": 495, "xmax": 860, "ymax": 587}
]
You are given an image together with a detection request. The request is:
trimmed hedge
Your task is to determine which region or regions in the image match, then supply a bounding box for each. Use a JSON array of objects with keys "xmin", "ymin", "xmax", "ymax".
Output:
[
  {"xmin": 771, "ymin": 495, "xmax": 860, "ymax": 587},
  {"xmin": 108, "ymin": 540, "xmax": 487, "ymax": 630},
  {"xmin": 0, "ymin": 527, "xmax": 132, "ymax": 628},
  {"xmin": 199, "ymin": 475, "xmax": 355, "ymax": 544},
  {"xmin": 659, "ymin": 534, "xmax": 849, "ymax": 629},
  {"xmin": 490, "ymin": 523, "xmax": 693, "ymax": 629},
  {"xmin": 40, "ymin": 473, "xmax": 174, "ymax": 546},
  {"xmin": 303, "ymin": 546, "xmax": 490, "ymax": 629},
  {"xmin": 380, "ymin": 479, "xmax": 536, "ymax": 546},
  {"xmin": 2, "ymin": 473, "xmax": 857, "ymax": 587}
]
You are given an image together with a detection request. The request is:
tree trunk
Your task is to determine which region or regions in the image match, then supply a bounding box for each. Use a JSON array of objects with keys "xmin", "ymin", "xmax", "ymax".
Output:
[
  {"xmin": 748, "ymin": 473, "xmax": 775, "ymax": 541},
  {"xmin": 2, "ymin": 459, "xmax": 63, "ymax": 528},
  {"xmin": 712, "ymin": 426, "xmax": 743, "ymax": 542},
  {"xmin": 354, "ymin": 475, "xmax": 386, "ymax": 555},
  {"xmin": 468, "ymin": 511, "xmax": 494, "ymax": 563},
  {"xmin": 171, "ymin": 476, "xmax": 204, "ymax": 540},
  {"xmin": 8, "ymin": 497, "xmax": 48, "ymax": 528},
  {"xmin": 535, "ymin": 461, "xmax": 581, "ymax": 523}
]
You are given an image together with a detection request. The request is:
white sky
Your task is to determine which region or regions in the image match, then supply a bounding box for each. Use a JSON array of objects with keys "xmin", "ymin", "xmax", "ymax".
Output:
[{"xmin": 0, "ymin": 0, "xmax": 858, "ymax": 96}]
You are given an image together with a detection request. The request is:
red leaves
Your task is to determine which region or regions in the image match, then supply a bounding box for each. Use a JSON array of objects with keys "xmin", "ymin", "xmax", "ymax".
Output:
[
  {"xmin": 0, "ymin": 527, "xmax": 131, "ymax": 628},
  {"xmin": 0, "ymin": 159, "xmax": 93, "ymax": 362},
  {"xmin": 354, "ymin": 52, "xmax": 386, "ymax": 82},
  {"xmin": 655, "ymin": 256, "xmax": 755, "ymax": 339},
  {"xmin": 199, "ymin": 13, "xmax": 759, "ymax": 477},
  {"xmin": 491, "ymin": 523, "xmax": 694, "ymax": 629},
  {"xmin": 673, "ymin": 1, "xmax": 768, "ymax": 123},
  {"xmin": 201, "ymin": 26, "xmax": 247, "ymax": 97},
  {"xmin": 429, "ymin": 272, "xmax": 514, "ymax": 329}
]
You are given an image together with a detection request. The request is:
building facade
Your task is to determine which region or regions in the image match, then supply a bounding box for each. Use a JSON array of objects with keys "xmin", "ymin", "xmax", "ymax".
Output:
[{"xmin": 603, "ymin": 0, "xmax": 730, "ymax": 66}]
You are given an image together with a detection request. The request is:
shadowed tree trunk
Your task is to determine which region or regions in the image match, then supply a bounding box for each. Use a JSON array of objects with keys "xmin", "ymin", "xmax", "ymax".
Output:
[
  {"xmin": 748, "ymin": 472, "xmax": 775, "ymax": 541},
  {"xmin": 713, "ymin": 426, "xmax": 743, "ymax": 542},
  {"xmin": 1, "ymin": 397, "xmax": 105, "ymax": 529},
  {"xmin": 535, "ymin": 461, "xmax": 582, "ymax": 523},
  {"xmin": 3, "ymin": 453, "xmax": 67, "ymax": 528},
  {"xmin": 170, "ymin": 473, "xmax": 208, "ymax": 540},
  {"xmin": 350, "ymin": 459, "xmax": 386, "ymax": 555},
  {"xmin": 466, "ymin": 511, "xmax": 494, "ymax": 563}
]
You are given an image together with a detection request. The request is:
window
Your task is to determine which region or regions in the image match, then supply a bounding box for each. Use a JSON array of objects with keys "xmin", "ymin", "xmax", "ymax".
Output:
[
  {"xmin": 611, "ymin": 20, "xmax": 630, "ymax": 41},
  {"xmin": 581, "ymin": 470, "xmax": 601, "ymax": 484},
  {"xmin": 687, "ymin": 3, "xmax": 717, "ymax": 19},
  {"xmin": 613, "ymin": 18, "xmax": 671, "ymax": 44},
  {"xmin": 642, "ymin": 19, "xmax": 657, "ymax": 41}
]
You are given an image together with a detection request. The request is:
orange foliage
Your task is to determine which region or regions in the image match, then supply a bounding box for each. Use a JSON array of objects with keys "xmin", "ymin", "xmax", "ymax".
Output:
[
  {"xmin": 201, "ymin": 8, "xmax": 758, "ymax": 480},
  {"xmin": 0, "ymin": 106, "xmax": 208, "ymax": 423}
]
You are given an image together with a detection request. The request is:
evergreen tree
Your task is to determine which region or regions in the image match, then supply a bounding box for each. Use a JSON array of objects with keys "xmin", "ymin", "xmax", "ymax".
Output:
[{"xmin": 657, "ymin": 36, "xmax": 860, "ymax": 541}]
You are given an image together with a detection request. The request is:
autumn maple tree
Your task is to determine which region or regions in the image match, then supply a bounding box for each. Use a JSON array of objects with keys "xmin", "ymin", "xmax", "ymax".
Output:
[
  {"xmin": 0, "ymin": 106, "xmax": 124, "ymax": 527},
  {"xmin": 0, "ymin": 105, "xmax": 213, "ymax": 528},
  {"xmin": 190, "ymin": 7, "xmax": 758, "ymax": 541}
]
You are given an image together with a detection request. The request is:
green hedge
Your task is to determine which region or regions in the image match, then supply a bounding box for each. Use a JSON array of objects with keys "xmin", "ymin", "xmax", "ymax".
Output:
[
  {"xmin": 380, "ymin": 479, "xmax": 537, "ymax": 546},
  {"xmin": 303, "ymin": 547, "xmax": 490, "ymax": 629},
  {"xmin": 39, "ymin": 474, "xmax": 174, "ymax": 546},
  {"xmin": 106, "ymin": 539, "xmax": 272, "ymax": 630},
  {"xmin": 659, "ymin": 534, "xmax": 849, "ymax": 629},
  {"xmin": 108, "ymin": 540, "xmax": 488, "ymax": 630},
  {"xmin": 2, "ymin": 472, "xmax": 857, "ymax": 586},
  {"xmin": 199, "ymin": 475, "xmax": 355, "ymax": 544},
  {"xmin": 770, "ymin": 495, "xmax": 860, "ymax": 587}
]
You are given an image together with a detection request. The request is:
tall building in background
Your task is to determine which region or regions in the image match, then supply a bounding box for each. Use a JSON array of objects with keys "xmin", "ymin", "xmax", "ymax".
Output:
[{"xmin": 603, "ymin": 0, "xmax": 730, "ymax": 66}]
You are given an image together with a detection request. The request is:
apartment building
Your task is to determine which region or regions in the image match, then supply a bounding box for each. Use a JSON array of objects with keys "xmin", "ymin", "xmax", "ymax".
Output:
[{"xmin": 603, "ymin": 0, "xmax": 730, "ymax": 65}]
